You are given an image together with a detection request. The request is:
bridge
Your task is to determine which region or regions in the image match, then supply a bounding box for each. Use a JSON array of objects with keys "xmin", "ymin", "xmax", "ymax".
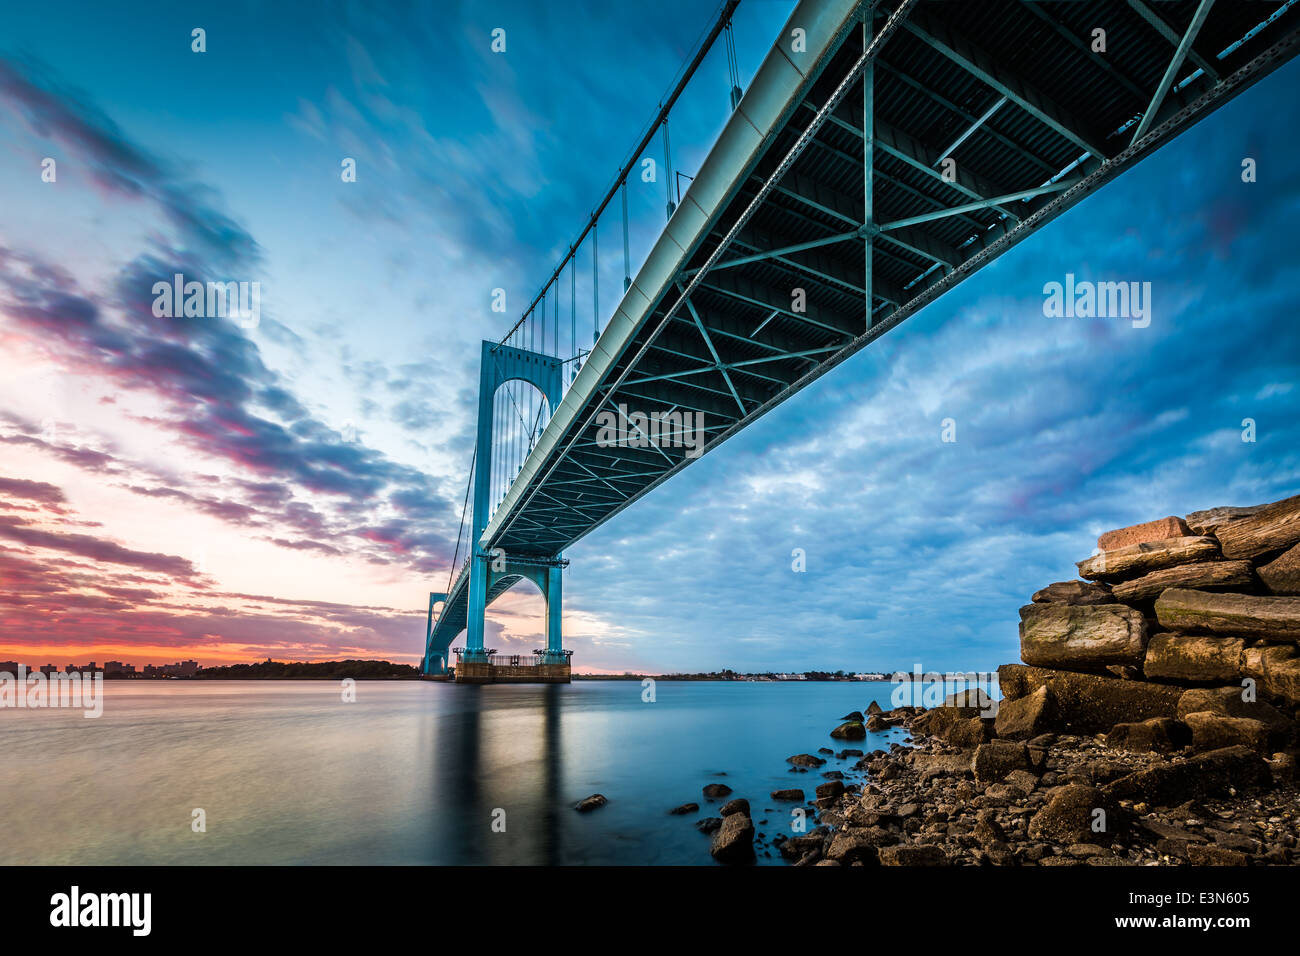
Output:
[{"xmin": 422, "ymin": 0, "xmax": 1300, "ymax": 678}]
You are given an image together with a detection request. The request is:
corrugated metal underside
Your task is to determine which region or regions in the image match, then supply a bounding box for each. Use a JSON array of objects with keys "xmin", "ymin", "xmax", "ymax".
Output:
[{"xmin": 489, "ymin": 0, "xmax": 1299, "ymax": 560}]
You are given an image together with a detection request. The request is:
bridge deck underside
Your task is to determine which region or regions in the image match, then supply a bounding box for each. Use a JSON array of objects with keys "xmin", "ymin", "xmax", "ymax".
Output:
[{"xmin": 435, "ymin": 0, "xmax": 1299, "ymax": 641}]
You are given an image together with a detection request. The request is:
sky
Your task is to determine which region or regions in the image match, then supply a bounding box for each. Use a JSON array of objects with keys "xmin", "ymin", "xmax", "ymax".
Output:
[{"xmin": 0, "ymin": 1, "xmax": 1297, "ymax": 675}]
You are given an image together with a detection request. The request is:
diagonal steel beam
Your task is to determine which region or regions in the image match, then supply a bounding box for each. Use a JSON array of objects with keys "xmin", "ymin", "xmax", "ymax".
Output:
[
  {"xmin": 677, "ymin": 288, "xmax": 745, "ymax": 416},
  {"xmin": 876, "ymin": 180, "xmax": 1078, "ymax": 232},
  {"xmin": 1131, "ymin": 0, "xmax": 1217, "ymax": 144},
  {"xmin": 1020, "ymin": 1, "xmax": 1149, "ymax": 104},
  {"xmin": 934, "ymin": 94, "xmax": 1007, "ymax": 165},
  {"xmin": 902, "ymin": 9, "xmax": 1111, "ymax": 160},
  {"xmin": 1127, "ymin": 0, "xmax": 1222, "ymax": 82},
  {"xmin": 684, "ymin": 229, "xmax": 859, "ymax": 275}
]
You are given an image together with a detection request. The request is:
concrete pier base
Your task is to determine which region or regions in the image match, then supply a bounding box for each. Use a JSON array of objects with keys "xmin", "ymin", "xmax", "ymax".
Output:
[{"xmin": 454, "ymin": 659, "xmax": 571, "ymax": 684}]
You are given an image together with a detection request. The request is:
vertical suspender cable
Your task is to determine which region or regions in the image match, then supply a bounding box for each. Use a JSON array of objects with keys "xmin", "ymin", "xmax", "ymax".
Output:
[
  {"xmin": 726, "ymin": 20, "xmax": 742, "ymax": 110},
  {"xmin": 663, "ymin": 119, "xmax": 675, "ymax": 220},
  {"xmin": 622, "ymin": 179, "xmax": 631, "ymax": 292},
  {"xmin": 592, "ymin": 222, "xmax": 599, "ymax": 345}
]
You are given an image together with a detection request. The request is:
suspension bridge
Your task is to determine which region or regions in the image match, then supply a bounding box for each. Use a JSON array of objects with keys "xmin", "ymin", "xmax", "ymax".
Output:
[{"xmin": 422, "ymin": 0, "xmax": 1300, "ymax": 680}]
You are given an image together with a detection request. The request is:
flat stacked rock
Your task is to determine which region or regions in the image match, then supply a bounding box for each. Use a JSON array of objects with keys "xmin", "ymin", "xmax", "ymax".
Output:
[{"xmin": 795, "ymin": 492, "xmax": 1300, "ymax": 867}]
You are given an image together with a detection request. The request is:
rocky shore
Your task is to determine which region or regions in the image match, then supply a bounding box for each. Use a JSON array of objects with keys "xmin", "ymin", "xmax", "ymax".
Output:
[{"xmin": 698, "ymin": 493, "xmax": 1300, "ymax": 865}]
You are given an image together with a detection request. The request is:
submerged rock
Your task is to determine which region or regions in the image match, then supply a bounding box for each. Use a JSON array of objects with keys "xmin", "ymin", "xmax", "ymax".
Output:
[
  {"xmin": 575, "ymin": 794, "xmax": 608, "ymax": 812},
  {"xmin": 702, "ymin": 783, "xmax": 733, "ymax": 799},
  {"xmin": 787, "ymin": 753, "xmax": 826, "ymax": 768},
  {"xmin": 669, "ymin": 802, "xmax": 699, "ymax": 815}
]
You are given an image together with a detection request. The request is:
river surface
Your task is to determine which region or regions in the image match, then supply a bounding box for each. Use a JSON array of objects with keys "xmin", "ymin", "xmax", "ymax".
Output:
[{"xmin": 0, "ymin": 679, "xmax": 992, "ymax": 865}]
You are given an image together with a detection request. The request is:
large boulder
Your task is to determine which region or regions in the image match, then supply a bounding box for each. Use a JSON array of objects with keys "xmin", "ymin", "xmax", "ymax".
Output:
[
  {"xmin": 945, "ymin": 688, "xmax": 997, "ymax": 713},
  {"xmin": 1076, "ymin": 536, "xmax": 1219, "ymax": 582},
  {"xmin": 1098, "ymin": 516, "xmax": 1191, "ymax": 551},
  {"xmin": 1213, "ymin": 492, "xmax": 1300, "ymax": 559},
  {"xmin": 1242, "ymin": 644, "xmax": 1300, "ymax": 704},
  {"xmin": 1111, "ymin": 560, "xmax": 1255, "ymax": 604},
  {"xmin": 1185, "ymin": 504, "xmax": 1266, "ymax": 537},
  {"xmin": 1031, "ymin": 581, "xmax": 1115, "ymax": 606},
  {"xmin": 994, "ymin": 684, "xmax": 1061, "ymax": 740},
  {"xmin": 948, "ymin": 716, "xmax": 995, "ymax": 749},
  {"xmin": 825, "ymin": 827, "xmax": 896, "ymax": 864},
  {"xmin": 1182, "ymin": 713, "xmax": 1278, "ymax": 755},
  {"xmin": 1018, "ymin": 603, "xmax": 1148, "ymax": 670},
  {"xmin": 911, "ymin": 705, "xmax": 982, "ymax": 739},
  {"xmin": 1176, "ymin": 686, "xmax": 1290, "ymax": 730},
  {"xmin": 878, "ymin": 844, "xmax": 948, "ymax": 866},
  {"xmin": 815, "ymin": 780, "xmax": 846, "ymax": 801},
  {"xmin": 1103, "ymin": 745, "xmax": 1273, "ymax": 805},
  {"xmin": 971, "ymin": 740, "xmax": 1031, "ymax": 783},
  {"xmin": 1154, "ymin": 589, "xmax": 1300, "ymax": 642},
  {"xmin": 1142, "ymin": 633, "xmax": 1245, "ymax": 683},
  {"xmin": 1105, "ymin": 717, "xmax": 1190, "ymax": 753},
  {"xmin": 1027, "ymin": 784, "xmax": 1109, "ymax": 845},
  {"xmin": 997, "ymin": 664, "xmax": 1183, "ymax": 734},
  {"xmin": 1259, "ymin": 542, "xmax": 1300, "ymax": 596},
  {"xmin": 709, "ymin": 811, "xmax": 755, "ymax": 864}
]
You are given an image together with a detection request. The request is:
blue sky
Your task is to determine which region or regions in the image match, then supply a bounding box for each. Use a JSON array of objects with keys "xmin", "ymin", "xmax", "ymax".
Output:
[{"xmin": 0, "ymin": 0, "xmax": 1297, "ymax": 673}]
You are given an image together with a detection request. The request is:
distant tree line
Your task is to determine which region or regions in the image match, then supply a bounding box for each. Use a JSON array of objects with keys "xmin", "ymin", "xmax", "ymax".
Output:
[{"xmin": 194, "ymin": 659, "xmax": 420, "ymax": 680}]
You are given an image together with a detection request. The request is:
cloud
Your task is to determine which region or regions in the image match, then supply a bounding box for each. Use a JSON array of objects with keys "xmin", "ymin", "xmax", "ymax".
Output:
[{"xmin": 0, "ymin": 514, "xmax": 197, "ymax": 578}]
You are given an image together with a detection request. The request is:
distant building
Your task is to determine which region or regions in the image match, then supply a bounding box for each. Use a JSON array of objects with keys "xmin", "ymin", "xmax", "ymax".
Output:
[
  {"xmin": 38, "ymin": 664, "xmax": 60, "ymax": 676},
  {"xmin": 143, "ymin": 660, "xmax": 201, "ymax": 678},
  {"xmin": 0, "ymin": 661, "xmax": 18, "ymax": 673},
  {"xmin": 102, "ymin": 661, "xmax": 135, "ymax": 676}
]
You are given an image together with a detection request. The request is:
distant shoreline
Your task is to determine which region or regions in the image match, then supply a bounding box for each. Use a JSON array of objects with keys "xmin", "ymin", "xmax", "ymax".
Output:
[{"xmin": 27, "ymin": 660, "xmax": 989, "ymax": 682}]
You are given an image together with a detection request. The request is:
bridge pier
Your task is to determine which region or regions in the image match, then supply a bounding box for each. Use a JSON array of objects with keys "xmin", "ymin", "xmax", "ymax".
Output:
[{"xmin": 422, "ymin": 340, "xmax": 570, "ymax": 681}]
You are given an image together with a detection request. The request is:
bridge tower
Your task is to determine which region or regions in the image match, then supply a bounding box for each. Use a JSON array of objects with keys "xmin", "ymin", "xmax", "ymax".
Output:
[{"xmin": 424, "ymin": 340, "xmax": 567, "ymax": 679}]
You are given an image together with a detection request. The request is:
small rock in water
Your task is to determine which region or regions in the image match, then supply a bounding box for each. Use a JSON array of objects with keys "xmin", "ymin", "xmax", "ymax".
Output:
[
  {"xmin": 669, "ymin": 802, "xmax": 699, "ymax": 815},
  {"xmin": 841, "ymin": 711, "xmax": 865, "ymax": 722},
  {"xmin": 696, "ymin": 816, "xmax": 723, "ymax": 834},
  {"xmin": 702, "ymin": 783, "xmax": 733, "ymax": 799},
  {"xmin": 575, "ymin": 794, "xmax": 607, "ymax": 812},
  {"xmin": 787, "ymin": 753, "xmax": 826, "ymax": 768},
  {"xmin": 832, "ymin": 721, "xmax": 867, "ymax": 740}
]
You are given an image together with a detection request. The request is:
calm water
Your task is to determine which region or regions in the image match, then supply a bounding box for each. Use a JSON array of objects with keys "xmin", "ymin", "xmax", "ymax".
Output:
[{"xmin": 0, "ymin": 679, "xmax": 973, "ymax": 865}]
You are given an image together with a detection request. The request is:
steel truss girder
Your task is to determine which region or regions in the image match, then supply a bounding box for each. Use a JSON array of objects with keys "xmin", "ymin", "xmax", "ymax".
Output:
[{"xmin": 901, "ymin": 8, "xmax": 1111, "ymax": 160}]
